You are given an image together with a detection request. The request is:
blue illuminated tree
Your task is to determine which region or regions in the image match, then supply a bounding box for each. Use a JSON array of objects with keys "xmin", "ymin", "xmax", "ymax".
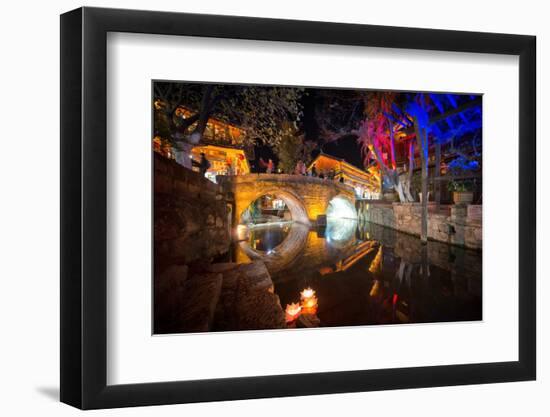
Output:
[{"xmin": 405, "ymin": 94, "xmax": 432, "ymax": 242}]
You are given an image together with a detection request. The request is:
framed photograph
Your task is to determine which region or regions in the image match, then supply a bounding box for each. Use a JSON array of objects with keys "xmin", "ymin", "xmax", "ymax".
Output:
[{"xmin": 60, "ymin": 6, "xmax": 536, "ymax": 409}]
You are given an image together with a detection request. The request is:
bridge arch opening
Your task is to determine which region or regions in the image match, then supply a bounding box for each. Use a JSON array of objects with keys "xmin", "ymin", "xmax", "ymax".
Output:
[
  {"xmin": 239, "ymin": 191, "xmax": 310, "ymax": 226},
  {"xmin": 326, "ymin": 195, "xmax": 358, "ymax": 220}
]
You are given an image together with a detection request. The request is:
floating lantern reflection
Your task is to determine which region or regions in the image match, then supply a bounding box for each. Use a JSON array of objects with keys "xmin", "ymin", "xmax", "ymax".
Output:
[
  {"xmin": 285, "ymin": 302, "xmax": 302, "ymax": 322},
  {"xmin": 369, "ymin": 280, "xmax": 380, "ymax": 297},
  {"xmin": 368, "ymin": 245, "xmax": 383, "ymax": 273}
]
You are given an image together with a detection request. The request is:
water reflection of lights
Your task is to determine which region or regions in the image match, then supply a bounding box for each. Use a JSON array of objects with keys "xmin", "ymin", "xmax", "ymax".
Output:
[
  {"xmin": 325, "ymin": 218, "xmax": 357, "ymax": 243},
  {"xmin": 369, "ymin": 245, "xmax": 383, "ymax": 273},
  {"xmin": 255, "ymin": 221, "xmax": 481, "ymax": 327},
  {"xmin": 369, "ymin": 280, "xmax": 380, "ymax": 297},
  {"xmin": 326, "ymin": 196, "xmax": 358, "ymax": 220},
  {"xmin": 244, "ymin": 222, "xmax": 292, "ymax": 253}
]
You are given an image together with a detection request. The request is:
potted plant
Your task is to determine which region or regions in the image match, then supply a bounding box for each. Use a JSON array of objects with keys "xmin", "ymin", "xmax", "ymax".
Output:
[
  {"xmin": 445, "ymin": 154, "xmax": 480, "ymax": 205},
  {"xmin": 448, "ymin": 179, "xmax": 474, "ymax": 204}
]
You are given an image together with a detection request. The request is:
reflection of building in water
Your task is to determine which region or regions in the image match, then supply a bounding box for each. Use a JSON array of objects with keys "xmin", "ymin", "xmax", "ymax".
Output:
[
  {"xmin": 245, "ymin": 222, "xmax": 292, "ymax": 253},
  {"xmin": 308, "ymin": 153, "xmax": 381, "ymax": 199},
  {"xmin": 237, "ymin": 218, "xmax": 361, "ymax": 278}
]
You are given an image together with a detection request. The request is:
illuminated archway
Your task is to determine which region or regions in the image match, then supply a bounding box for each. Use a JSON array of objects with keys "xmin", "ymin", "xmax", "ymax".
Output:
[{"xmin": 326, "ymin": 195, "xmax": 358, "ymax": 220}]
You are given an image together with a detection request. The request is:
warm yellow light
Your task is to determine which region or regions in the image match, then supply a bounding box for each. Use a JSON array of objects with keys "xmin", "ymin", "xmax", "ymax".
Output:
[
  {"xmin": 153, "ymin": 99, "xmax": 163, "ymax": 110},
  {"xmin": 302, "ymin": 296, "xmax": 318, "ymax": 309},
  {"xmin": 369, "ymin": 245, "xmax": 383, "ymax": 273},
  {"xmin": 301, "ymin": 295, "xmax": 318, "ymax": 315},
  {"xmin": 285, "ymin": 302, "xmax": 302, "ymax": 322},
  {"xmin": 369, "ymin": 280, "xmax": 380, "ymax": 297},
  {"xmin": 300, "ymin": 287, "xmax": 315, "ymax": 300}
]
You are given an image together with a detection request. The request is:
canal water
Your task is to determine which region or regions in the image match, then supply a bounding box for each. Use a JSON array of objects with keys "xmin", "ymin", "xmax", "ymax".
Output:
[{"xmin": 234, "ymin": 219, "xmax": 482, "ymax": 327}]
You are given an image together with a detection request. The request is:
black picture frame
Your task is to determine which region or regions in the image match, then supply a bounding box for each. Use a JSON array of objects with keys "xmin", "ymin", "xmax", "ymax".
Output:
[{"xmin": 60, "ymin": 6, "xmax": 536, "ymax": 410}]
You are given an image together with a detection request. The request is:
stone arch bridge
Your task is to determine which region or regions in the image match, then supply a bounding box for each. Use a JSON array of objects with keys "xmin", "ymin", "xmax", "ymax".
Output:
[{"xmin": 218, "ymin": 174, "xmax": 357, "ymax": 225}]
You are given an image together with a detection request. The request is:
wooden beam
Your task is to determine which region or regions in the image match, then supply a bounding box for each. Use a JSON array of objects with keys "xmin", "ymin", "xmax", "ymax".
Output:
[{"xmin": 400, "ymin": 96, "xmax": 482, "ymax": 135}]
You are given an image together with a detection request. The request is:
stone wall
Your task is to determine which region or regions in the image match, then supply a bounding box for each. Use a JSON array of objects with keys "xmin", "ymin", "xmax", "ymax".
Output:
[
  {"xmin": 154, "ymin": 153, "xmax": 232, "ymax": 272},
  {"xmin": 357, "ymin": 201, "xmax": 482, "ymax": 250},
  {"xmin": 154, "ymin": 156, "xmax": 291, "ymax": 334}
]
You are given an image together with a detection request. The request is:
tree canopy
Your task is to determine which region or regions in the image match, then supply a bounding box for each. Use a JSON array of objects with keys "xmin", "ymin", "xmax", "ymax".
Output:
[{"xmin": 153, "ymin": 82, "xmax": 304, "ymax": 147}]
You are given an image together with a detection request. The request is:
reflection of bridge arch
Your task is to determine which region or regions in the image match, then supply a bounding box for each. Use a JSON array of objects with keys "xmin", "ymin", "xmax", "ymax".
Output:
[
  {"xmin": 239, "ymin": 223, "xmax": 310, "ymax": 274},
  {"xmin": 219, "ymin": 174, "xmax": 357, "ymax": 225},
  {"xmin": 326, "ymin": 195, "xmax": 358, "ymax": 220}
]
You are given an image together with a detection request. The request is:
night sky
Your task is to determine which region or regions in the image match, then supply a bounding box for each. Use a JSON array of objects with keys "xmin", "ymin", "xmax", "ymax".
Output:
[{"xmin": 252, "ymin": 87, "xmax": 364, "ymax": 171}]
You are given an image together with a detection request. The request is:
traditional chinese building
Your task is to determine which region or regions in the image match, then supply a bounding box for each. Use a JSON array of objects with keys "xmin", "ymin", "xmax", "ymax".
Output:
[
  {"xmin": 190, "ymin": 144, "xmax": 250, "ymax": 182},
  {"xmin": 153, "ymin": 105, "xmax": 252, "ymax": 181},
  {"xmin": 174, "ymin": 106, "xmax": 247, "ymax": 147},
  {"xmin": 308, "ymin": 153, "xmax": 381, "ymax": 199}
]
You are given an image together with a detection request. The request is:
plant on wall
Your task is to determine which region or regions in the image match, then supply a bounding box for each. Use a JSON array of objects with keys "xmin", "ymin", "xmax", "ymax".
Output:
[{"xmin": 446, "ymin": 154, "xmax": 480, "ymax": 193}]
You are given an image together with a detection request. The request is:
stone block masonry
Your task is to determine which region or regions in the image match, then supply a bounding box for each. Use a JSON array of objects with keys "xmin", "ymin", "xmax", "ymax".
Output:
[
  {"xmin": 357, "ymin": 201, "xmax": 482, "ymax": 250},
  {"xmin": 154, "ymin": 153, "xmax": 232, "ymax": 271},
  {"xmin": 154, "ymin": 260, "xmax": 286, "ymax": 333},
  {"xmin": 153, "ymin": 154, "xmax": 286, "ymax": 333}
]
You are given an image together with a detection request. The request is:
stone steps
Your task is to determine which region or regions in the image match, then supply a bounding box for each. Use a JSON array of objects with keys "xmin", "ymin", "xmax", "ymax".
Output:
[
  {"xmin": 209, "ymin": 261, "xmax": 286, "ymax": 332},
  {"xmin": 175, "ymin": 272, "xmax": 223, "ymax": 333},
  {"xmin": 154, "ymin": 264, "xmax": 223, "ymax": 334},
  {"xmin": 155, "ymin": 260, "xmax": 286, "ymax": 334}
]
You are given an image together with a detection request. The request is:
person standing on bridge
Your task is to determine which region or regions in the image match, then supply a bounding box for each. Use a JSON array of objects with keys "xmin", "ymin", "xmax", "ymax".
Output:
[
  {"xmin": 294, "ymin": 160, "xmax": 300, "ymax": 175},
  {"xmin": 199, "ymin": 152, "xmax": 211, "ymax": 176},
  {"xmin": 300, "ymin": 160, "xmax": 307, "ymax": 175},
  {"xmin": 294, "ymin": 160, "xmax": 306, "ymax": 176},
  {"xmin": 310, "ymin": 164, "xmax": 318, "ymax": 177},
  {"xmin": 266, "ymin": 158, "xmax": 274, "ymax": 174}
]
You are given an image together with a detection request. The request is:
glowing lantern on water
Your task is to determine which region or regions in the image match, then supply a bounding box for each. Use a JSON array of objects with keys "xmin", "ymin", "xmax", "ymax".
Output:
[
  {"xmin": 285, "ymin": 303, "xmax": 302, "ymax": 322},
  {"xmin": 300, "ymin": 287, "xmax": 318, "ymax": 314},
  {"xmin": 300, "ymin": 287, "xmax": 315, "ymax": 300},
  {"xmin": 302, "ymin": 296, "xmax": 318, "ymax": 310}
]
